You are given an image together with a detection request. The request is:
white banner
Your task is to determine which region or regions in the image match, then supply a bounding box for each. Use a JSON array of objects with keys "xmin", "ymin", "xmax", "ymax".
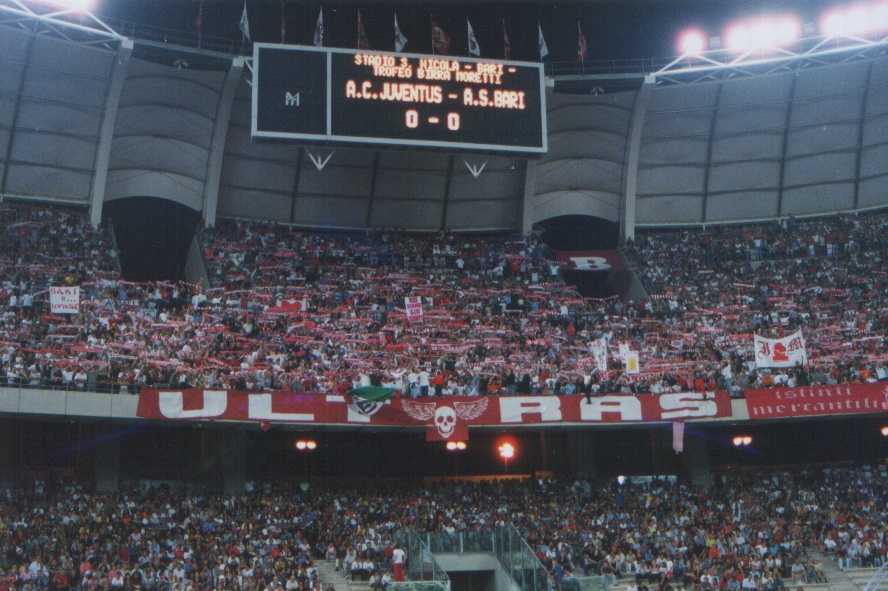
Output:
[
  {"xmin": 618, "ymin": 342, "xmax": 630, "ymax": 363},
  {"xmin": 49, "ymin": 286, "xmax": 80, "ymax": 314},
  {"xmin": 753, "ymin": 331, "xmax": 807, "ymax": 368},
  {"xmin": 405, "ymin": 296, "xmax": 423, "ymax": 322},
  {"xmin": 589, "ymin": 338, "xmax": 609, "ymax": 379}
]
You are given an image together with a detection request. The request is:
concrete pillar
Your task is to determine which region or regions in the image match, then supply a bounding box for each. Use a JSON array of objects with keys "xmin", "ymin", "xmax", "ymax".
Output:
[
  {"xmin": 0, "ymin": 418, "xmax": 13, "ymax": 479},
  {"xmin": 620, "ymin": 76, "xmax": 655, "ymax": 242},
  {"xmin": 202, "ymin": 57, "xmax": 245, "ymax": 227},
  {"xmin": 90, "ymin": 39, "xmax": 134, "ymax": 228},
  {"xmin": 520, "ymin": 159, "xmax": 537, "ymax": 235},
  {"xmin": 95, "ymin": 426, "xmax": 122, "ymax": 492},
  {"xmin": 682, "ymin": 428, "xmax": 713, "ymax": 487},
  {"xmin": 573, "ymin": 431, "xmax": 596, "ymax": 479},
  {"xmin": 223, "ymin": 429, "xmax": 246, "ymax": 494}
]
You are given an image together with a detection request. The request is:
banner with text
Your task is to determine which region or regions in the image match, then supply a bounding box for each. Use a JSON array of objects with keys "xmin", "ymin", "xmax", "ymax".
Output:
[
  {"xmin": 745, "ymin": 383, "xmax": 888, "ymax": 419},
  {"xmin": 556, "ymin": 250, "xmax": 626, "ymax": 271},
  {"xmin": 753, "ymin": 331, "xmax": 807, "ymax": 368},
  {"xmin": 405, "ymin": 296, "xmax": 423, "ymax": 322},
  {"xmin": 137, "ymin": 389, "xmax": 732, "ymax": 437},
  {"xmin": 49, "ymin": 286, "xmax": 80, "ymax": 314}
]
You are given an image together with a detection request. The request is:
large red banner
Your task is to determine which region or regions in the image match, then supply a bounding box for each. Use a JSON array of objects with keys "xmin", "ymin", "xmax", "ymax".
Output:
[
  {"xmin": 745, "ymin": 383, "xmax": 888, "ymax": 419},
  {"xmin": 137, "ymin": 390, "xmax": 732, "ymax": 438}
]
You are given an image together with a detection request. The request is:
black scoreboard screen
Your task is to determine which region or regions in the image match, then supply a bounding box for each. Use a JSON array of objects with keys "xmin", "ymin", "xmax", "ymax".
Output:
[{"xmin": 251, "ymin": 44, "xmax": 547, "ymax": 154}]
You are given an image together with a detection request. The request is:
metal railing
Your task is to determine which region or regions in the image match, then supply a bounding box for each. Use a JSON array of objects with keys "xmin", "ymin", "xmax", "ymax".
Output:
[
  {"xmin": 494, "ymin": 525, "xmax": 551, "ymax": 591},
  {"xmin": 393, "ymin": 528, "xmax": 450, "ymax": 589},
  {"xmin": 425, "ymin": 525, "xmax": 551, "ymax": 591},
  {"xmin": 864, "ymin": 561, "xmax": 888, "ymax": 591}
]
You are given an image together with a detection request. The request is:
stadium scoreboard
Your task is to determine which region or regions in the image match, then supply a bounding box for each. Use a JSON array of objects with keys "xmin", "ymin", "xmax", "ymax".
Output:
[{"xmin": 251, "ymin": 44, "xmax": 548, "ymax": 154}]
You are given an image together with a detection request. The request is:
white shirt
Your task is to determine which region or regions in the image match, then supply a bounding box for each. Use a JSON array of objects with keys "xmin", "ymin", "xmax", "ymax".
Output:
[{"xmin": 393, "ymin": 549, "xmax": 406, "ymax": 564}]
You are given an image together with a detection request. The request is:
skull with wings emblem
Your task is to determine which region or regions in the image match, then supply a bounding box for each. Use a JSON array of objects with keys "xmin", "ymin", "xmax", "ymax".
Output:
[{"xmin": 401, "ymin": 398, "xmax": 488, "ymax": 439}]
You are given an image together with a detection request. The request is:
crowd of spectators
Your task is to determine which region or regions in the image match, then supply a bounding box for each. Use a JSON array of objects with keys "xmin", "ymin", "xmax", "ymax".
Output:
[
  {"xmin": 0, "ymin": 199, "xmax": 886, "ymax": 397},
  {"xmin": 624, "ymin": 212, "xmax": 888, "ymax": 396},
  {"xmin": 2, "ymin": 464, "xmax": 888, "ymax": 591}
]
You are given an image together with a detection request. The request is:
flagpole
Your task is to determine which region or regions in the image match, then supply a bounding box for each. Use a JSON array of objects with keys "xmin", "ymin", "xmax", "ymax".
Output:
[{"xmin": 195, "ymin": 0, "xmax": 203, "ymax": 50}]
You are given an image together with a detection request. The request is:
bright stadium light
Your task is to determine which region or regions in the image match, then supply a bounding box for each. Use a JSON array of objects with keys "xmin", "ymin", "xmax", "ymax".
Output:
[
  {"xmin": 820, "ymin": 2, "xmax": 888, "ymax": 37},
  {"xmin": 38, "ymin": 0, "xmax": 97, "ymax": 12},
  {"xmin": 678, "ymin": 29, "xmax": 707, "ymax": 55},
  {"xmin": 881, "ymin": 426, "xmax": 888, "ymax": 437},
  {"xmin": 724, "ymin": 15, "xmax": 802, "ymax": 51}
]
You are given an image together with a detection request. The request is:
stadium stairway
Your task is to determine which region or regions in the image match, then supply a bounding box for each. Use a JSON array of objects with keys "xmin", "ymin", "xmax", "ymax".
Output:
[
  {"xmin": 808, "ymin": 550, "xmax": 868, "ymax": 591},
  {"xmin": 314, "ymin": 558, "xmax": 374, "ymax": 591},
  {"xmin": 840, "ymin": 566, "xmax": 888, "ymax": 591}
]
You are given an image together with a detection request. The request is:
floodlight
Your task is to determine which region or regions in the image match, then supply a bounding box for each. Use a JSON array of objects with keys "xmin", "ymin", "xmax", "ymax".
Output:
[
  {"xmin": 39, "ymin": 0, "xmax": 97, "ymax": 12},
  {"xmin": 724, "ymin": 15, "xmax": 801, "ymax": 51},
  {"xmin": 819, "ymin": 2, "xmax": 888, "ymax": 37},
  {"xmin": 678, "ymin": 29, "xmax": 707, "ymax": 55}
]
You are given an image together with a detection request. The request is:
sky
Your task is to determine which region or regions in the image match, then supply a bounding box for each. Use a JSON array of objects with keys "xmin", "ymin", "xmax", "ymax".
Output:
[{"xmin": 96, "ymin": 0, "xmax": 844, "ymax": 63}]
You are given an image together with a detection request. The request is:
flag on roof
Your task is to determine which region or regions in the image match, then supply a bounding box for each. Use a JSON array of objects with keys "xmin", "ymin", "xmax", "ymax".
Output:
[
  {"xmin": 577, "ymin": 22, "xmax": 588, "ymax": 62},
  {"xmin": 467, "ymin": 18, "xmax": 480, "ymax": 56},
  {"xmin": 239, "ymin": 2, "xmax": 250, "ymax": 41},
  {"xmin": 195, "ymin": 0, "xmax": 203, "ymax": 32},
  {"xmin": 357, "ymin": 11, "xmax": 370, "ymax": 50},
  {"xmin": 314, "ymin": 7, "xmax": 324, "ymax": 47},
  {"xmin": 538, "ymin": 23, "xmax": 549, "ymax": 59},
  {"xmin": 431, "ymin": 19, "xmax": 452, "ymax": 55},
  {"xmin": 503, "ymin": 20, "xmax": 512, "ymax": 60},
  {"xmin": 394, "ymin": 13, "xmax": 408, "ymax": 52}
]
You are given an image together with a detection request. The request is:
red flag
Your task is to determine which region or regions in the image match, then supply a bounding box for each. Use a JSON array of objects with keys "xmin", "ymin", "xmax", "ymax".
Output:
[
  {"xmin": 357, "ymin": 11, "xmax": 369, "ymax": 50},
  {"xmin": 195, "ymin": 0, "xmax": 203, "ymax": 31},
  {"xmin": 431, "ymin": 19, "xmax": 452, "ymax": 55},
  {"xmin": 577, "ymin": 22, "xmax": 588, "ymax": 62},
  {"xmin": 503, "ymin": 20, "xmax": 512, "ymax": 60},
  {"xmin": 280, "ymin": 2, "xmax": 286, "ymax": 44}
]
